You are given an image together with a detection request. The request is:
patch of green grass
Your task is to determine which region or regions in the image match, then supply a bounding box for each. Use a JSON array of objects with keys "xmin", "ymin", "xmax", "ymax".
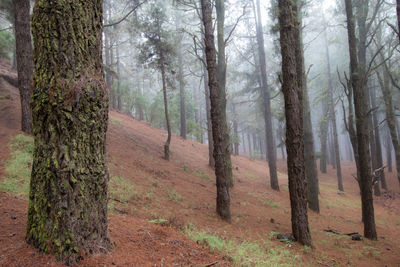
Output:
[
  {"xmin": 321, "ymin": 198, "xmax": 340, "ymax": 209},
  {"xmin": 335, "ymin": 197, "xmax": 361, "ymax": 208},
  {"xmin": 149, "ymin": 218, "xmax": 168, "ymax": 224},
  {"xmin": 109, "ymin": 175, "xmax": 137, "ymax": 202},
  {"xmin": 184, "ymin": 224, "xmax": 300, "ymax": 266},
  {"xmin": 193, "ymin": 170, "xmax": 210, "ymax": 180},
  {"xmin": 261, "ymin": 199, "xmax": 281, "ymax": 208},
  {"xmin": 167, "ymin": 189, "xmax": 183, "ymax": 203},
  {"xmin": 110, "ymin": 117, "xmax": 122, "ymax": 126},
  {"xmin": 245, "ymin": 173, "xmax": 256, "ymax": 179},
  {"xmin": 0, "ymin": 134, "xmax": 34, "ymax": 199},
  {"xmin": 362, "ymin": 246, "xmax": 380, "ymax": 257}
]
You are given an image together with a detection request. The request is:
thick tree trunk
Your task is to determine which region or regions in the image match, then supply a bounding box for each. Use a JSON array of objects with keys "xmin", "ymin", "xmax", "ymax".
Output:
[
  {"xmin": 27, "ymin": 0, "xmax": 113, "ymax": 263},
  {"xmin": 278, "ymin": 0, "xmax": 312, "ymax": 247},
  {"xmin": 253, "ymin": 0, "xmax": 279, "ymax": 191},
  {"xmin": 216, "ymin": 0, "xmax": 233, "ymax": 188},
  {"xmin": 201, "ymin": 0, "xmax": 231, "ymax": 222},
  {"xmin": 203, "ymin": 51, "xmax": 215, "ymax": 168},
  {"xmin": 14, "ymin": 0, "xmax": 33, "ymax": 134},
  {"xmin": 345, "ymin": 0, "xmax": 377, "ymax": 240}
]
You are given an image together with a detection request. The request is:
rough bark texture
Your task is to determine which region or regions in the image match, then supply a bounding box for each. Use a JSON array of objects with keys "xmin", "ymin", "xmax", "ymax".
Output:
[
  {"xmin": 254, "ymin": 0, "xmax": 279, "ymax": 191},
  {"xmin": 345, "ymin": 0, "xmax": 377, "ymax": 240},
  {"xmin": 201, "ymin": 0, "xmax": 231, "ymax": 222},
  {"xmin": 216, "ymin": 0, "xmax": 233, "ymax": 188},
  {"xmin": 278, "ymin": 0, "xmax": 312, "ymax": 247},
  {"xmin": 14, "ymin": 0, "xmax": 33, "ymax": 134},
  {"xmin": 27, "ymin": 0, "xmax": 113, "ymax": 263}
]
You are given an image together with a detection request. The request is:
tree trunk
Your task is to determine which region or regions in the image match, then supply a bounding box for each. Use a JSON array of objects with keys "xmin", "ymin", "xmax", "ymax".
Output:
[
  {"xmin": 302, "ymin": 62, "xmax": 320, "ymax": 212},
  {"xmin": 386, "ymin": 129, "xmax": 393, "ymax": 173},
  {"xmin": 160, "ymin": 54, "xmax": 171, "ymax": 160},
  {"xmin": 247, "ymin": 130, "xmax": 252, "ymax": 157},
  {"xmin": 14, "ymin": 0, "xmax": 33, "ymax": 134},
  {"xmin": 216, "ymin": 0, "xmax": 233, "ymax": 188},
  {"xmin": 295, "ymin": 5, "xmax": 319, "ymax": 212},
  {"xmin": 323, "ymin": 28, "xmax": 343, "ymax": 190},
  {"xmin": 370, "ymin": 83, "xmax": 386, "ymax": 190},
  {"xmin": 319, "ymin": 102, "xmax": 329, "ymax": 173},
  {"xmin": 278, "ymin": 0, "xmax": 312, "ymax": 247},
  {"xmin": 178, "ymin": 44, "xmax": 186, "ymax": 139},
  {"xmin": 116, "ymin": 40, "xmax": 122, "ymax": 111},
  {"xmin": 201, "ymin": 0, "xmax": 231, "ymax": 222},
  {"xmin": 232, "ymin": 103, "xmax": 239, "ymax": 156},
  {"xmin": 345, "ymin": 0, "xmax": 377, "ymax": 240},
  {"xmin": 397, "ymin": 0, "xmax": 400, "ymax": 45},
  {"xmin": 27, "ymin": 1, "xmax": 113, "ymax": 263},
  {"xmin": 203, "ymin": 50, "xmax": 215, "ymax": 168},
  {"xmin": 253, "ymin": 0, "xmax": 279, "ymax": 190}
]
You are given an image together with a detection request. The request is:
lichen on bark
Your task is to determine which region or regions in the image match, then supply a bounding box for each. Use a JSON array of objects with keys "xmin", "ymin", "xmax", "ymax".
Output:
[{"xmin": 26, "ymin": 0, "xmax": 112, "ymax": 263}]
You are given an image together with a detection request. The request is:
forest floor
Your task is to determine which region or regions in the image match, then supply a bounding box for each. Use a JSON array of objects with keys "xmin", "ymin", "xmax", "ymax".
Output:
[{"xmin": 0, "ymin": 57, "xmax": 400, "ymax": 266}]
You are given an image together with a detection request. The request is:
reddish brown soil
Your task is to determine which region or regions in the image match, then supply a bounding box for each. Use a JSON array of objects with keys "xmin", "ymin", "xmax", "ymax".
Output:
[{"xmin": 1, "ymin": 57, "xmax": 400, "ymax": 266}]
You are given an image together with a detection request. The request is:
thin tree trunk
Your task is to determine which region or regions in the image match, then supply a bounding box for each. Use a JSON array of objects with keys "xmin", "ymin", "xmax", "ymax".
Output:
[
  {"xmin": 116, "ymin": 40, "xmax": 122, "ymax": 111},
  {"xmin": 253, "ymin": 0, "xmax": 279, "ymax": 190},
  {"xmin": 232, "ymin": 103, "xmax": 239, "ymax": 155},
  {"xmin": 386, "ymin": 129, "xmax": 393, "ymax": 173},
  {"xmin": 345, "ymin": 0, "xmax": 377, "ymax": 240},
  {"xmin": 14, "ymin": 0, "xmax": 33, "ymax": 134},
  {"xmin": 319, "ymin": 101, "xmax": 329, "ymax": 173},
  {"xmin": 203, "ymin": 50, "xmax": 215, "ymax": 168},
  {"xmin": 201, "ymin": 0, "xmax": 231, "ymax": 222},
  {"xmin": 178, "ymin": 44, "xmax": 186, "ymax": 139},
  {"xmin": 247, "ymin": 130, "xmax": 252, "ymax": 157},
  {"xmin": 160, "ymin": 55, "xmax": 171, "ymax": 160},
  {"xmin": 324, "ymin": 28, "xmax": 343, "ymax": 190},
  {"xmin": 370, "ymin": 82, "xmax": 387, "ymax": 190},
  {"xmin": 278, "ymin": 0, "xmax": 312, "ymax": 247},
  {"xmin": 27, "ymin": 1, "xmax": 113, "ymax": 262}
]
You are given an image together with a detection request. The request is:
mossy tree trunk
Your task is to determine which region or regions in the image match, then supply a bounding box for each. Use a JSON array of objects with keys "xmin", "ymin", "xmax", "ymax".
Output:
[
  {"xmin": 13, "ymin": 0, "xmax": 33, "ymax": 134},
  {"xmin": 27, "ymin": 0, "xmax": 112, "ymax": 263},
  {"xmin": 278, "ymin": 0, "xmax": 312, "ymax": 247}
]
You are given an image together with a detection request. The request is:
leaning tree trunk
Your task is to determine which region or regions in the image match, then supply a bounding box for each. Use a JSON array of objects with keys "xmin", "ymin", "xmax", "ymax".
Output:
[
  {"xmin": 14, "ymin": 0, "xmax": 33, "ymax": 134},
  {"xmin": 254, "ymin": 0, "xmax": 279, "ymax": 191},
  {"xmin": 345, "ymin": 0, "xmax": 377, "ymax": 240},
  {"xmin": 216, "ymin": 0, "xmax": 233, "ymax": 188},
  {"xmin": 27, "ymin": 0, "xmax": 113, "ymax": 263},
  {"xmin": 278, "ymin": 0, "xmax": 312, "ymax": 247}
]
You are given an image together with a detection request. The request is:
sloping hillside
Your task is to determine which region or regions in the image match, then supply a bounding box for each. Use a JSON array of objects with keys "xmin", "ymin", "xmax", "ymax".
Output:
[{"xmin": 1, "ymin": 57, "xmax": 400, "ymax": 266}]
